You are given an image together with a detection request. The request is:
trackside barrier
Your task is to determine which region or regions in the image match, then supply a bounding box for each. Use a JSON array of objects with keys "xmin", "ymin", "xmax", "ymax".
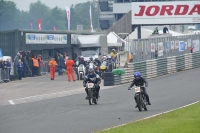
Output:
[
  {"xmin": 112, "ymin": 52, "xmax": 200, "ymax": 85},
  {"xmin": 1, "ymin": 68, "xmax": 10, "ymax": 82},
  {"xmin": 41, "ymin": 61, "xmax": 49, "ymax": 76}
]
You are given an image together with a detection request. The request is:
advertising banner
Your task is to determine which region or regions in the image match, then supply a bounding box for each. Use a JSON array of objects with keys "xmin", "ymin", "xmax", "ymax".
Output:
[
  {"xmin": 151, "ymin": 43, "xmax": 155, "ymax": 52},
  {"xmin": 65, "ymin": 6, "xmax": 70, "ymax": 31},
  {"xmin": 188, "ymin": 39, "xmax": 192, "ymax": 47},
  {"xmin": 131, "ymin": 1, "xmax": 200, "ymax": 25},
  {"xmin": 26, "ymin": 33, "xmax": 67, "ymax": 44},
  {"xmin": 165, "ymin": 41, "xmax": 170, "ymax": 52},
  {"xmin": 158, "ymin": 42, "xmax": 163, "ymax": 57},
  {"xmin": 179, "ymin": 41, "xmax": 185, "ymax": 52},
  {"xmin": 175, "ymin": 41, "xmax": 179, "ymax": 49},
  {"xmin": 171, "ymin": 41, "xmax": 175, "ymax": 49},
  {"xmin": 192, "ymin": 40, "xmax": 200, "ymax": 52},
  {"xmin": 0, "ymin": 48, "xmax": 3, "ymax": 57}
]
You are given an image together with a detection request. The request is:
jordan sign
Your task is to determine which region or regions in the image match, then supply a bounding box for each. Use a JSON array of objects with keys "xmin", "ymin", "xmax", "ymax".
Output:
[{"xmin": 131, "ymin": 1, "xmax": 200, "ymax": 25}]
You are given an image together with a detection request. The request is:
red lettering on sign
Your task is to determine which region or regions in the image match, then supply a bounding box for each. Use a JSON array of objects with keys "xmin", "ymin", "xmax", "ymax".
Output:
[
  {"xmin": 146, "ymin": 6, "xmax": 160, "ymax": 16},
  {"xmin": 188, "ymin": 5, "xmax": 200, "ymax": 15},
  {"xmin": 174, "ymin": 5, "xmax": 189, "ymax": 15},
  {"xmin": 160, "ymin": 5, "xmax": 173, "ymax": 15},
  {"xmin": 134, "ymin": 4, "xmax": 200, "ymax": 16},
  {"xmin": 135, "ymin": 6, "xmax": 146, "ymax": 16}
]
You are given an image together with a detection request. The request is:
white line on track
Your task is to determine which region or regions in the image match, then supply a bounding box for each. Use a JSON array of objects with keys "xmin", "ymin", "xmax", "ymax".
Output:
[
  {"xmin": 8, "ymin": 100, "xmax": 15, "ymax": 105},
  {"xmin": 100, "ymin": 101, "xmax": 200, "ymax": 132},
  {"xmin": 8, "ymin": 84, "xmax": 127, "ymax": 105}
]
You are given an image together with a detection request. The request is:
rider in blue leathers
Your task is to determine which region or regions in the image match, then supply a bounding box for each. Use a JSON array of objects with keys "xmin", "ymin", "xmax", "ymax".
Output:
[
  {"xmin": 128, "ymin": 72, "xmax": 151, "ymax": 107},
  {"xmin": 83, "ymin": 68, "xmax": 101, "ymax": 99}
]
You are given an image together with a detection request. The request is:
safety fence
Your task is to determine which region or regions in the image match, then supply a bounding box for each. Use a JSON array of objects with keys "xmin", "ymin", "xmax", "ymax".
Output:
[
  {"xmin": 111, "ymin": 52, "xmax": 200, "ymax": 85},
  {"xmin": 0, "ymin": 68, "xmax": 10, "ymax": 83},
  {"xmin": 41, "ymin": 61, "xmax": 49, "ymax": 75},
  {"xmin": 129, "ymin": 34, "xmax": 200, "ymax": 63}
]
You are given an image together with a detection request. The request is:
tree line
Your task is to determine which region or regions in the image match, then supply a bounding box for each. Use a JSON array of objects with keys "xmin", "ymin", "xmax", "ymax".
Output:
[{"xmin": 0, "ymin": 0, "xmax": 98, "ymax": 31}]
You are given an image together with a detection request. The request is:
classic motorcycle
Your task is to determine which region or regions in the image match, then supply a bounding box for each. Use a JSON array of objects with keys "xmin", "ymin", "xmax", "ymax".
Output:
[
  {"xmin": 86, "ymin": 82, "xmax": 98, "ymax": 105},
  {"xmin": 99, "ymin": 61, "xmax": 107, "ymax": 78},
  {"xmin": 130, "ymin": 86, "xmax": 148, "ymax": 111},
  {"xmin": 78, "ymin": 64, "xmax": 86, "ymax": 80}
]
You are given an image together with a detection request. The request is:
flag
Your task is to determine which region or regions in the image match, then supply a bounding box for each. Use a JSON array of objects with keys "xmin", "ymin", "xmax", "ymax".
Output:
[
  {"xmin": 89, "ymin": 5, "xmax": 94, "ymax": 32},
  {"xmin": 53, "ymin": 26, "xmax": 56, "ymax": 31},
  {"xmin": 30, "ymin": 20, "xmax": 33, "ymax": 29},
  {"xmin": 65, "ymin": 6, "xmax": 70, "ymax": 31},
  {"xmin": 38, "ymin": 19, "xmax": 41, "ymax": 30}
]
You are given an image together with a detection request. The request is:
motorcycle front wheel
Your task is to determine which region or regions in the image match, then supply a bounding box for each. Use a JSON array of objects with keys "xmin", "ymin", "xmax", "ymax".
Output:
[
  {"xmin": 135, "ymin": 94, "xmax": 142, "ymax": 111},
  {"xmin": 88, "ymin": 89, "xmax": 93, "ymax": 105}
]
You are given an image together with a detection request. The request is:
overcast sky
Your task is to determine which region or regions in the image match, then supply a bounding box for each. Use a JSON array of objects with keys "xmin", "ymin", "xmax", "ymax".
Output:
[{"xmin": 8, "ymin": 0, "xmax": 90, "ymax": 11}]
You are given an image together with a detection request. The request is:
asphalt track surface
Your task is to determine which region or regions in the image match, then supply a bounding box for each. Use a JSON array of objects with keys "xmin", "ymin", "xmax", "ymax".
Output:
[{"xmin": 0, "ymin": 68, "xmax": 200, "ymax": 133}]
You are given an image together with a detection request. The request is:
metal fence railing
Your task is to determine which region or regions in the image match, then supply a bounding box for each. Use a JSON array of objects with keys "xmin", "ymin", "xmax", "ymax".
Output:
[
  {"xmin": 41, "ymin": 61, "xmax": 49, "ymax": 75},
  {"xmin": 129, "ymin": 34, "xmax": 200, "ymax": 63},
  {"xmin": 112, "ymin": 52, "xmax": 200, "ymax": 85},
  {"xmin": 0, "ymin": 68, "xmax": 10, "ymax": 83}
]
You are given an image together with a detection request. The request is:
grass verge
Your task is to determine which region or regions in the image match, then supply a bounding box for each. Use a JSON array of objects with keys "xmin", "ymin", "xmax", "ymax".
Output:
[{"xmin": 97, "ymin": 102, "xmax": 200, "ymax": 133}]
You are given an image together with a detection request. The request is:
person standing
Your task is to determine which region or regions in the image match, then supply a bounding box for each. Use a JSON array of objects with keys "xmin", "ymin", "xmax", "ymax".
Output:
[
  {"xmin": 22, "ymin": 56, "xmax": 28, "ymax": 78},
  {"xmin": 163, "ymin": 26, "xmax": 169, "ymax": 34},
  {"xmin": 66, "ymin": 57, "xmax": 75, "ymax": 82},
  {"xmin": 6, "ymin": 59, "xmax": 11, "ymax": 80},
  {"xmin": 37, "ymin": 54, "xmax": 43, "ymax": 76},
  {"xmin": 32, "ymin": 56, "xmax": 39, "ymax": 77},
  {"xmin": 58, "ymin": 55, "xmax": 65, "ymax": 75},
  {"xmin": 17, "ymin": 59, "xmax": 23, "ymax": 80},
  {"xmin": 48, "ymin": 58, "xmax": 57, "ymax": 80}
]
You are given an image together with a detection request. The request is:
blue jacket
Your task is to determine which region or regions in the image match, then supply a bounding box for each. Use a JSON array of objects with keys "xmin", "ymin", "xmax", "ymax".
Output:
[
  {"xmin": 17, "ymin": 63, "xmax": 23, "ymax": 71},
  {"xmin": 7, "ymin": 62, "xmax": 11, "ymax": 70},
  {"xmin": 83, "ymin": 73, "xmax": 101, "ymax": 86}
]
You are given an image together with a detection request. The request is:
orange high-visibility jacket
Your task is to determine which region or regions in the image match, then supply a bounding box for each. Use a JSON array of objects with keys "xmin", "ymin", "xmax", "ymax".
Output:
[{"xmin": 32, "ymin": 58, "xmax": 39, "ymax": 67}]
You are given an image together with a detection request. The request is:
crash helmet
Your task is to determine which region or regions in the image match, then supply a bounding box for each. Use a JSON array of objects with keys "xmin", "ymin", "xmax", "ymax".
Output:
[
  {"xmin": 134, "ymin": 72, "xmax": 141, "ymax": 80},
  {"xmin": 88, "ymin": 68, "xmax": 95, "ymax": 76},
  {"xmin": 89, "ymin": 57, "xmax": 93, "ymax": 61}
]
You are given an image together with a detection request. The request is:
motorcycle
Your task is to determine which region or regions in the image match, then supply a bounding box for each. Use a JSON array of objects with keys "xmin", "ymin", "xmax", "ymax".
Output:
[
  {"xmin": 99, "ymin": 61, "xmax": 107, "ymax": 78},
  {"xmin": 86, "ymin": 82, "xmax": 98, "ymax": 105},
  {"xmin": 78, "ymin": 64, "xmax": 86, "ymax": 80},
  {"xmin": 86, "ymin": 61, "xmax": 96, "ymax": 75},
  {"xmin": 131, "ymin": 86, "xmax": 148, "ymax": 111}
]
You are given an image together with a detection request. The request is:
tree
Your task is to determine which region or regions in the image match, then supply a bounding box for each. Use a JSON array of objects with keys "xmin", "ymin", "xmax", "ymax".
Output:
[
  {"xmin": 0, "ymin": 0, "xmax": 99, "ymax": 31},
  {"xmin": 29, "ymin": 1, "xmax": 51, "ymax": 30}
]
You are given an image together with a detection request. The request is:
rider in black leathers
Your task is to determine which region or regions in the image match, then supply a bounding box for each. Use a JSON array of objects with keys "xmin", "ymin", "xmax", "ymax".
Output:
[
  {"xmin": 83, "ymin": 68, "xmax": 101, "ymax": 99},
  {"xmin": 128, "ymin": 72, "xmax": 151, "ymax": 107}
]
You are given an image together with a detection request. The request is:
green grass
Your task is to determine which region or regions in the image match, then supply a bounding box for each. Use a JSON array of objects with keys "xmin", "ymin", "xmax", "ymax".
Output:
[{"xmin": 97, "ymin": 102, "xmax": 200, "ymax": 133}]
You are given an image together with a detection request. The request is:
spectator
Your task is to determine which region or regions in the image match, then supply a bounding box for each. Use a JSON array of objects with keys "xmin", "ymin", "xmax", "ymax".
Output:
[
  {"xmin": 163, "ymin": 26, "xmax": 169, "ymax": 34},
  {"xmin": 22, "ymin": 56, "xmax": 28, "ymax": 78},
  {"xmin": 155, "ymin": 50, "xmax": 158, "ymax": 59},
  {"xmin": 152, "ymin": 27, "xmax": 159, "ymax": 34},
  {"xmin": 0, "ymin": 59, "xmax": 3, "ymax": 69},
  {"xmin": 54, "ymin": 52, "xmax": 59, "ymax": 64},
  {"xmin": 32, "ymin": 56, "xmax": 39, "ymax": 77},
  {"xmin": 73, "ymin": 52, "xmax": 77, "ymax": 61},
  {"xmin": 6, "ymin": 59, "xmax": 11, "ymax": 79},
  {"xmin": 58, "ymin": 55, "xmax": 65, "ymax": 75},
  {"xmin": 37, "ymin": 54, "xmax": 43, "ymax": 76},
  {"xmin": 17, "ymin": 59, "xmax": 23, "ymax": 80}
]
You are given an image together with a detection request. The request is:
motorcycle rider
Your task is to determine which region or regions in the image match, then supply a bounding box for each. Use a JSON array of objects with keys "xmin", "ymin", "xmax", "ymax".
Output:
[
  {"xmin": 75, "ymin": 56, "xmax": 86, "ymax": 80},
  {"xmin": 83, "ymin": 68, "xmax": 101, "ymax": 99},
  {"xmin": 128, "ymin": 72, "xmax": 151, "ymax": 107}
]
